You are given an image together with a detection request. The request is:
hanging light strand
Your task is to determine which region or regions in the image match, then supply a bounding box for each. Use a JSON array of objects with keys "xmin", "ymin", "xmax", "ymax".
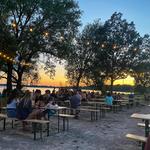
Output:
[{"xmin": 0, "ymin": 51, "xmax": 31, "ymax": 66}]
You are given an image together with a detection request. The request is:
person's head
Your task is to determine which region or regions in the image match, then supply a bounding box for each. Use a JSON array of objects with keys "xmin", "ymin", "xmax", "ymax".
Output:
[
  {"xmin": 22, "ymin": 90, "xmax": 31, "ymax": 100},
  {"xmin": 45, "ymin": 90, "xmax": 50, "ymax": 95},
  {"xmin": 73, "ymin": 90, "xmax": 77, "ymax": 95},
  {"xmin": 107, "ymin": 92, "xmax": 111, "ymax": 97},
  {"xmin": 7, "ymin": 89, "xmax": 20, "ymax": 104},
  {"xmin": 35, "ymin": 89, "xmax": 41, "ymax": 96}
]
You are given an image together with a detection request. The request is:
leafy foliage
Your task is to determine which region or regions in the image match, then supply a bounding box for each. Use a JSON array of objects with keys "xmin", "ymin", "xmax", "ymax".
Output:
[{"xmin": 0, "ymin": 0, "xmax": 81, "ymax": 90}]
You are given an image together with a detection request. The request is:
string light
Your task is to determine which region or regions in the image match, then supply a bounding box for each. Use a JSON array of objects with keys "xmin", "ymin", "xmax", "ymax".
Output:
[
  {"xmin": 44, "ymin": 32, "xmax": 49, "ymax": 37},
  {"xmin": 60, "ymin": 36, "xmax": 64, "ymax": 41},
  {"xmin": 87, "ymin": 42, "xmax": 90, "ymax": 45},
  {"xmin": 29, "ymin": 28, "xmax": 33, "ymax": 32},
  {"xmin": 113, "ymin": 45, "xmax": 117, "ymax": 49},
  {"xmin": 12, "ymin": 22, "xmax": 17, "ymax": 28},
  {"xmin": 101, "ymin": 44, "xmax": 105, "ymax": 48},
  {"xmin": 0, "ymin": 51, "xmax": 31, "ymax": 67}
]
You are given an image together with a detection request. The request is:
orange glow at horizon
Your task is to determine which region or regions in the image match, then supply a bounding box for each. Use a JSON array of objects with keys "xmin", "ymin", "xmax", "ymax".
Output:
[
  {"xmin": 38, "ymin": 64, "xmax": 68, "ymax": 86},
  {"xmin": 0, "ymin": 64, "xmax": 135, "ymax": 86},
  {"xmin": 38, "ymin": 64, "xmax": 135, "ymax": 86}
]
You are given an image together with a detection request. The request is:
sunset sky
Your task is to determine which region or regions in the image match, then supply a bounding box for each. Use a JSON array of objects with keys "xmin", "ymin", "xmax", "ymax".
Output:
[
  {"xmin": 1, "ymin": 0, "xmax": 149, "ymax": 86},
  {"xmin": 38, "ymin": 0, "xmax": 149, "ymax": 86}
]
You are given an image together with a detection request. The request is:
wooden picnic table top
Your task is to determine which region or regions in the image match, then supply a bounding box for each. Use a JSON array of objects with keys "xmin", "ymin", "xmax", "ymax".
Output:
[
  {"xmin": 131, "ymin": 113, "xmax": 150, "ymax": 120},
  {"xmin": 46, "ymin": 106, "xmax": 68, "ymax": 110},
  {"xmin": 38, "ymin": 106, "xmax": 68, "ymax": 111},
  {"xmin": 90, "ymin": 98, "xmax": 105, "ymax": 101},
  {"xmin": 114, "ymin": 100, "xmax": 128, "ymax": 102},
  {"xmin": 87, "ymin": 101, "xmax": 106, "ymax": 105}
]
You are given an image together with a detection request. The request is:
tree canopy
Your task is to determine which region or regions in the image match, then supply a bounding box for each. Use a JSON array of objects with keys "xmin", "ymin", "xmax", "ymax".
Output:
[{"xmin": 0, "ymin": 0, "xmax": 81, "ymax": 91}]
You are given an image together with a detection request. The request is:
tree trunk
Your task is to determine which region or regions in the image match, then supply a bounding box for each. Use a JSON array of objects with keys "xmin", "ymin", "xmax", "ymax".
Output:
[
  {"xmin": 6, "ymin": 62, "xmax": 13, "ymax": 93},
  {"xmin": 110, "ymin": 76, "xmax": 114, "ymax": 94},
  {"xmin": 16, "ymin": 72, "xmax": 23, "ymax": 90},
  {"xmin": 76, "ymin": 76, "xmax": 81, "ymax": 90},
  {"xmin": 75, "ymin": 70, "xmax": 83, "ymax": 90},
  {"xmin": 16, "ymin": 67, "xmax": 23, "ymax": 90}
]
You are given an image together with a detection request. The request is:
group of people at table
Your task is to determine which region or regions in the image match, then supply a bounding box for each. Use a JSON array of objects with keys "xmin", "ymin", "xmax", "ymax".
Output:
[
  {"xmin": 6, "ymin": 88, "xmax": 84, "ymax": 128},
  {"xmin": 5, "ymin": 88, "xmax": 133, "ymax": 129}
]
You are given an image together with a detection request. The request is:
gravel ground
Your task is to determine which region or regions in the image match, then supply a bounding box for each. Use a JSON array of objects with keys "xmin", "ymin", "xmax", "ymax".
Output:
[{"xmin": 0, "ymin": 104, "xmax": 150, "ymax": 150}]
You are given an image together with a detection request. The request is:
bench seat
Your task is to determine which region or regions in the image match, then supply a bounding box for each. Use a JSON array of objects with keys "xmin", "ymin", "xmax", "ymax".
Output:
[
  {"xmin": 126, "ymin": 133, "xmax": 147, "ymax": 150},
  {"xmin": 137, "ymin": 123, "xmax": 150, "ymax": 128},
  {"xmin": 0, "ymin": 113, "xmax": 50, "ymax": 140},
  {"xmin": 126, "ymin": 133, "xmax": 147, "ymax": 143},
  {"xmin": 57, "ymin": 114, "xmax": 75, "ymax": 131},
  {"xmin": 58, "ymin": 114, "xmax": 75, "ymax": 118},
  {"xmin": 79, "ymin": 108, "xmax": 100, "ymax": 112},
  {"xmin": 78, "ymin": 108, "xmax": 100, "ymax": 121}
]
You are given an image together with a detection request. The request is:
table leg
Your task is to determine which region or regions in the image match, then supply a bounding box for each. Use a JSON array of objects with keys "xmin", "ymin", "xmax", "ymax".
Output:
[
  {"xmin": 33, "ymin": 123, "xmax": 37, "ymax": 140},
  {"xmin": 47, "ymin": 122, "xmax": 49, "ymax": 136},
  {"xmin": 142, "ymin": 142, "xmax": 145, "ymax": 150},
  {"xmin": 91, "ymin": 111, "xmax": 92, "ymax": 121},
  {"xmin": 63, "ymin": 117, "xmax": 65, "ymax": 131},
  {"xmin": 40, "ymin": 124, "xmax": 42, "ymax": 139},
  {"xmin": 67, "ymin": 118, "xmax": 69, "ymax": 131},
  {"xmin": 3, "ymin": 118, "xmax": 6, "ymax": 130},
  {"xmin": 145, "ymin": 120, "xmax": 149, "ymax": 137},
  {"xmin": 58, "ymin": 110, "xmax": 60, "ymax": 133}
]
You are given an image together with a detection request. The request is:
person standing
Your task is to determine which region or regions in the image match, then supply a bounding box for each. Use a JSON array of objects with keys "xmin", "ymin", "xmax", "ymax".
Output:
[{"xmin": 70, "ymin": 90, "xmax": 81, "ymax": 119}]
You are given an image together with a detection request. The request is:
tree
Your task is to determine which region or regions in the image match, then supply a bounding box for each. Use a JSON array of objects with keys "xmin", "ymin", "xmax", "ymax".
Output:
[
  {"xmin": 0, "ymin": 0, "xmax": 81, "ymax": 91},
  {"xmin": 99, "ymin": 12, "xmax": 141, "ymax": 93},
  {"xmin": 130, "ymin": 34, "xmax": 150, "ymax": 93},
  {"xmin": 65, "ymin": 21, "xmax": 105, "ymax": 89}
]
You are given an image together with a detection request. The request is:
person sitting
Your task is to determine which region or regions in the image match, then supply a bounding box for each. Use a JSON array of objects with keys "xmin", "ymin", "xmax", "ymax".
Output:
[
  {"xmin": 16, "ymin": 90, "xmax": 32, "ymax": 130},
  {"xmin": 32, "ymin": 89, "xmax": 41, "ymax": 104},
  {"xmin": 16, "ymin": 90, "xmax": 32, "ymax": 120},
  {"xmin": 43, "ymin": 90, "xmax": 52, "ymax": 104},
  {"xmin": 43, "ymin": 101, "xmax": 58, "ymax": 119},
  {"xmin": 81, "ymin": 91, "xmax": 87, "ymax": 102},
  {"xmin": 105, "ymin": 92, "xmax": 114, "ymax": 106},
  {"xmin": 6, "ymin": 89, "xmax": 19, "ymax": 118},
  {"xmin": 27, "ymin": 95, "xmax": 46, "ymax": 119}
]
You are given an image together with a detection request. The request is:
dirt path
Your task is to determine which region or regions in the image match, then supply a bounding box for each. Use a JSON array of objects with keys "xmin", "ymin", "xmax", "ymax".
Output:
[{"xmin": 0, "ymin": 105, "xmax": 150, "ymax": 150}]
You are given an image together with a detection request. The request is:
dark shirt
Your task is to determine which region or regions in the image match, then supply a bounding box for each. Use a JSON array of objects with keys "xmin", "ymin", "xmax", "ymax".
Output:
[
  {"xmin": 70, "ymin": 94, "xmax": 81, "ymax": 109},
  {"xmin": 16, "ymin": 99, "xmax": 32, "ymax": 120}
]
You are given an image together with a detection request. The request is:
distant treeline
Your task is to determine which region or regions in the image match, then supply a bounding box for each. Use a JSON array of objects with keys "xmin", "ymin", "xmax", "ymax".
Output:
[{"xmin": 0, "ymin": 84, "xmax": 134, "ymax": 92}]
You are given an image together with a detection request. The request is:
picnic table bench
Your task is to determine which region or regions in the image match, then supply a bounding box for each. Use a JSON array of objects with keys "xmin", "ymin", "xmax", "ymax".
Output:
[
  {"xmin": 0, "ymin": 113, "xmax": 50, "ymax": 140},
  {"xmin": 80, "ymin": 105, "xmax": 110, "ymax": 117},
  {"xmin": 126, "ymin": 133, "xmax": 147, "ymax": 150},
  {"xmin": 78, "ymin": 108, "xmax": 100, "ymax": 121},
  {"xmin": 138, "ymin": 123, "xmax": 150, "ymax": 128},
  {"xmin": 58, "ymin": 114, "xmax": 75, "ymax": 131},
  {"xmin": 131, "ymin": 113, "xmax": 150, "ymax": 137}
]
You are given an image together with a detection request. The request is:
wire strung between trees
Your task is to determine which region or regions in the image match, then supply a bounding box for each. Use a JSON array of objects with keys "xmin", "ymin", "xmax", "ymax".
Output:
[{"xmin": 0, "ymin": 51, "xmax": 31, "ymax": 66}]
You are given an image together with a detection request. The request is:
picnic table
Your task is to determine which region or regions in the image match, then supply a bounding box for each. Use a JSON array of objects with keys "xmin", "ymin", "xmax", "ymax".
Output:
[
  {"xmin": 131, "ymin": 113, "xmax": 150, "ymax": 137},
  {"xmin": 45, "ymin": 106, "xmax": 68, "ymax": 132}
]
